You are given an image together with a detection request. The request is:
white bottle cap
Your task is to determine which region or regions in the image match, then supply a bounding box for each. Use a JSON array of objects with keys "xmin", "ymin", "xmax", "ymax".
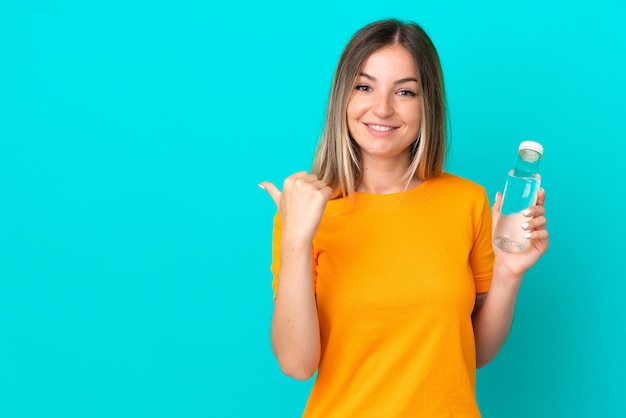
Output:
[{"xmin": 519, "ymin": 140, "xmax": 543, "ymax": 156}]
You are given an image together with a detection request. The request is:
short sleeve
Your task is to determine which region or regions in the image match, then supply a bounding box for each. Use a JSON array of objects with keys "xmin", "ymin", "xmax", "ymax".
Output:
[
  {"xmin": 470, "ymin": 189, "xmax": 494, "ymax": 294},
  {"xmin": 269, "ymin": 212, "xmax": 318, "ymax": 300},
  {"xmin": 270, "ymin": 212, "xmax": 281, "ymax": 299}
]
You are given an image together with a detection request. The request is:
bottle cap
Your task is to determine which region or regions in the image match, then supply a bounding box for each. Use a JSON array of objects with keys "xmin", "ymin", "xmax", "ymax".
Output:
[{"xmin": 519, "ymin": 140, "xmax": 543, "ymax": 156}]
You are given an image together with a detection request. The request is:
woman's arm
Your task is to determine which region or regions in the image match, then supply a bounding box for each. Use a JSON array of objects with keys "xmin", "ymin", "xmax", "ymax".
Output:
[
  {"xmin": 270, "ymin": 237, "xmax": 321, "ymax": 380},
  {"xmin": 471, "ymin": 264, "xmax": 523, "ymax": 368},
  {"xmin": 260, "ymin": 172, "xmax": 332, "ymax": 380},
  {"xmin": 472, "ymin": 189, "xmax": 549, "ymax": 368}
]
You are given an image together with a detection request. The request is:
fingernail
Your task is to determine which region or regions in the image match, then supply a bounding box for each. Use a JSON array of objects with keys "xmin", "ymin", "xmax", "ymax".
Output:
[
  {"xmin": 521, "ymin": 222, "xmax": 529, "ymax": 230},
  {"xmin": 522, "ymin": 209, "xmax": 531, "ymax": 216},
  {"xmin": 258, "ymin": 183, "xmax": 266, "ymax": 190},
  {"xmin": 524, "ymin": 232, "xmax": 532, "ymax": 238}
]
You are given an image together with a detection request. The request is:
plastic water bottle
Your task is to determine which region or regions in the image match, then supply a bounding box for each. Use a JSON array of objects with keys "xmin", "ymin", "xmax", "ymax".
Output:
[{"xmin": 493, "ymin": 141, "xmax": 544, "ymax": 253}]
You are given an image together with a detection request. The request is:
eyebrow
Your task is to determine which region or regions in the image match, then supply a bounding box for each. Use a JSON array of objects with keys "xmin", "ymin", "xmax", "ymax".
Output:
[{"xmin": 359, "ymin": 72, "xmax": 418, "ymax": 84}]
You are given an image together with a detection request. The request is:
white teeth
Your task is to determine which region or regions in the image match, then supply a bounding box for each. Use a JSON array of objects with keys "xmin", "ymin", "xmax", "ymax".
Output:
[{"xmin": 368, "ymin": 124, "xmax": 395, "ymax": 131}]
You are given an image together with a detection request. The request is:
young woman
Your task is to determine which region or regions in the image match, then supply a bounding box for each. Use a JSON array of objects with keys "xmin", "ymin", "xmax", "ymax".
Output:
[{"xmin": 260, "ymin": 18, "xmax": 548, "ymax": 417}]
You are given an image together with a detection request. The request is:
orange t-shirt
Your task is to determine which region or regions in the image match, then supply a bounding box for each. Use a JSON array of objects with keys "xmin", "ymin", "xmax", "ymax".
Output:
[{"xmin": 271, "ymin": 173, "xmax": 494, "ymax": 417}]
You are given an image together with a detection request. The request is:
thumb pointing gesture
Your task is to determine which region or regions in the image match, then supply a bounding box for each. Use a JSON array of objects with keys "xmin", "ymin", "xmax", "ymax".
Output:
[
  {"xmin": 260, "ymin": 172, "xmax": 332, "ymax": 243},
  {"xmin": 259, "ymin": 182, "xmax": 281, "ymax": 209}
]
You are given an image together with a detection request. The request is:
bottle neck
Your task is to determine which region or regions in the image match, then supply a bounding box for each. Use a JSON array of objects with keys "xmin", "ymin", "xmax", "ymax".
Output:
[{"xmin": 513, "ymin": 150, "xmax": 541, "ymax": 175}]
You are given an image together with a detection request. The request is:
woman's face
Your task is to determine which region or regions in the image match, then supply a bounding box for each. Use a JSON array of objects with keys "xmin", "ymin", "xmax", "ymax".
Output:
[{"xmin": 346, "ymin": 44, "xmax": 422, "ymax": 164}]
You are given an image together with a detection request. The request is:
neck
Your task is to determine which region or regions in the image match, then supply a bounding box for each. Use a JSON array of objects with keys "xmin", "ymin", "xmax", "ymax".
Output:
[{"xmin": 356, "ymin": 155, "xmax": 422, "ymax": 194}]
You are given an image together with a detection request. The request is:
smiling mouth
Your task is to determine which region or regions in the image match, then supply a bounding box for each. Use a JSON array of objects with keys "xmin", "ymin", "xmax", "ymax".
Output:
[{"xmin": 366, "ymin": 124, "xmax": 398, "ymax": 132}]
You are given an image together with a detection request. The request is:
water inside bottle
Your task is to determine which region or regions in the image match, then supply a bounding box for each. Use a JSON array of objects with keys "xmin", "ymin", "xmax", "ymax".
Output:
[
  {"xmin": 500, "ymin": 174, "xmax": 540, "ymax": 215},
  {"xmin": 494, "ymin": 173, "xmax": 541, "ymax": 252},
  {"xmin": 493, "ymin": 212, "xmax": 533, "ymax": 252}
]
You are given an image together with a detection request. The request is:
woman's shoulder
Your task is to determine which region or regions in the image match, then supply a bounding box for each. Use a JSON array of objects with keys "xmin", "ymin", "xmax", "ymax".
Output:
[
  {"xmin": 439, "ymin": 172, "xmax": 484, "ymax": 188},
  {"xmin": 434, "ymin": 172, "xmax": 487, "ymax": 198}
]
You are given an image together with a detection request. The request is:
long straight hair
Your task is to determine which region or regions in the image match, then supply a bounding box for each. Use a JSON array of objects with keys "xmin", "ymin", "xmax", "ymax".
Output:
[{"xmin": 312, "ymin": 19, "xmax": 447, "ymax": 198}]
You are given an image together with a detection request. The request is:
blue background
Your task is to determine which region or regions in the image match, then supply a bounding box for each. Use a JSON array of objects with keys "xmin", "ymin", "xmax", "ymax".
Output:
[{"xmin": 1, "ymin": 0, "xmax": 625, "ymax": 416}]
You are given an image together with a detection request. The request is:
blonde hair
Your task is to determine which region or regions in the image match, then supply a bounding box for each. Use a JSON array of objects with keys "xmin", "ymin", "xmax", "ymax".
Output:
[{"xmin": 312, "ymin": 19, "xmax": 447, "ymax": 198}]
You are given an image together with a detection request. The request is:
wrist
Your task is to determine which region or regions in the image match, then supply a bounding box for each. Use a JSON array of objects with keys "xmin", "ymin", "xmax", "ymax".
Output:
[
  {"xmin": 492, "ymin": 259, "xmax": 525, "ymax": 284},
  {"xmin": 281, "ymin": 235, "xmax": 313, "ymax": 254}
]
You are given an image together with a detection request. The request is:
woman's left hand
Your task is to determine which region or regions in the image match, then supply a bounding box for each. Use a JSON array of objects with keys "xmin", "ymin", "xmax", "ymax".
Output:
[{"xmin": 492, "ymin": 188, "xmax": 549, "ymax": 275}]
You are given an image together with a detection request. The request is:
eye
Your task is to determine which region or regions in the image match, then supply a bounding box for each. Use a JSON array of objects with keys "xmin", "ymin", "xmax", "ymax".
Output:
[
  {"xmin": 355, "ymin": 84, "xmax": 371, "ymax": 92},
  {"xmin": 398, "ymin": 89, "xmax": 417, "ymax": 97}
]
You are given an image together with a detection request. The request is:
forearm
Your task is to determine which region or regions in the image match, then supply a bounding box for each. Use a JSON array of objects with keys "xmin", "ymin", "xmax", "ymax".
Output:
[
  {"xmin": 472, "ymin": 262, "xmax": 523, "ymax": 368},
  {"xmin": 270, "ymin": 237, "xmax": 321, "ymax": 380}
]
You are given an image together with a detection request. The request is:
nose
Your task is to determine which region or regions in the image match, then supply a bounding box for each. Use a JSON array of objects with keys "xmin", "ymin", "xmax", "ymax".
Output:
[{"xmin": 372, "ymin": 93, "xmax": 394, "ymax": 118}]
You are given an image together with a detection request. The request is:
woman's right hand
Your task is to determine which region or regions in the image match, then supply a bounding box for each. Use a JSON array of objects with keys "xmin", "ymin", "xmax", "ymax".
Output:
[
  {"xmin": 261, "ymin": 172, "xmax": 329, "ymax": 379},
  {"xmin": 260, "ymin": 171, "xmax": 332, "ymax": 244}
]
